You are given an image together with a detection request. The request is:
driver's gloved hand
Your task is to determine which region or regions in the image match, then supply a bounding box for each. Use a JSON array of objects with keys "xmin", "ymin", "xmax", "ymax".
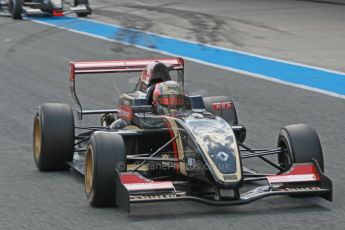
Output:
[
  {"xmin": 109, "ymin": 119, "xmax": 127, "ymax": 130},
  {"xmin": 100, "ymin": 113, "xmax": 115, "ymax": 127}
]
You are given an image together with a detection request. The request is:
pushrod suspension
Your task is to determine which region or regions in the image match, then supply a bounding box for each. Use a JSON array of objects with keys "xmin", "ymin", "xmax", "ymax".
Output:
[
  {"xmin": 132, "ymin": 135, "xmax": 179, "ymax": 172},
  {"xmin": 238, "ymin": 142, "xmax": 284, "ymax": 171},
  {"xmin": 241, "ymin": 148, "xmax": 284, "ymax": 159}
]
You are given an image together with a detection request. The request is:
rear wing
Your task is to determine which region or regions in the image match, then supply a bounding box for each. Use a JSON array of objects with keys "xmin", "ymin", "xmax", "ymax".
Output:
[{"xmin": 69, "ymin": 58, "xmax": 184, "ymax": 119}]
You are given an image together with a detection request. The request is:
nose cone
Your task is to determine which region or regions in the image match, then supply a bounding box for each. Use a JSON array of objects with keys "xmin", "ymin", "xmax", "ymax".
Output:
[{"xmin": 185, "ymin": 115, "xmax": 242, "ymax": 186}]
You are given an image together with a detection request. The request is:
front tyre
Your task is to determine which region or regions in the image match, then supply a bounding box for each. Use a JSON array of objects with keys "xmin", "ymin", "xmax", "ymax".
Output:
[
  {"xmin": 85, "ymin": 132, "xmax": 126, "ymax": 207},
  {"xmin": 277, "ymin": 124, "xmax": 324, "ymax": 172},
  {"xmin": 33, "ymin": 103, "xmax": 75, "ymax": 171}
]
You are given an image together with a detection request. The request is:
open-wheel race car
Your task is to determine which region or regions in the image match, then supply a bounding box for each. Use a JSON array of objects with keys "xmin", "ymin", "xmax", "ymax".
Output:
[
  {"xmin": 0, "ymin": 0, "xmax": 91, "ymax": 19},
  {"xmin": 33, "ymin": 57, "xmax": 332, "ymax": 212}
]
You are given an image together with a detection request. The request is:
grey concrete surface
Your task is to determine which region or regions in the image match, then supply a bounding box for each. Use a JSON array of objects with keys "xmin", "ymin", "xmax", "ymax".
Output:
[
  {"xmin": 0, "ymin": 18, "xmax": 345, "ymax": 230},
  {"xmin": 88, "ymin": 0, "xmax": 345, "ymax": 72}
]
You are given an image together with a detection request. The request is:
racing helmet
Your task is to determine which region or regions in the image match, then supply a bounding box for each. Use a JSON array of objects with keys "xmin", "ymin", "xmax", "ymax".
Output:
[
  {"xmin": 152, "ymin": 80, "xmax": 184, "ymax": 114},
  {"xmin": 139, "ymin": 61, "xmax": 171, "ymax": 91}
]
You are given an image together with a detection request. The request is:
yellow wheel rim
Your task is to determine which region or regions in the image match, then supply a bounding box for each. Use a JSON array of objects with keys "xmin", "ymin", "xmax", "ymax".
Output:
[
  {"xmin": 85, "ymin": 146, "xmax": 94, "ymax": 196},
  {"xmin": 33, "ymin": 117, "xmax": 42, "ymax": 161}
]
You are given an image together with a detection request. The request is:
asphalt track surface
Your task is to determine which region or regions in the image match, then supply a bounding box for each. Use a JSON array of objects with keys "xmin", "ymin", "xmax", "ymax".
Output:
[
  {"xmin": 89, "ymin": 0, "xmax": 345, "ymax": 72},
  {"xmin": 1, "ymin": 17, "xmax": 345, "ymax": 230}
]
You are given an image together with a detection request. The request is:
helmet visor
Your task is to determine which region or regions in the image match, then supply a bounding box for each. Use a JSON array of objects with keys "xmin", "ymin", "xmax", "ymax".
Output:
[{"xmin": 158, "ymin": 95, "xmax": 184, "ymax": 109}]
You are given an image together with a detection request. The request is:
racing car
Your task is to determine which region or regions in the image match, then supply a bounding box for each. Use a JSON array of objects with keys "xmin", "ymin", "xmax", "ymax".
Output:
[
  {"xmin": 0, "ymin": 0, "xmax": 91, "ymax": 19},
  {"xmin": 32, "ymin": 57, "xmax": 332, "ymax": 212}
]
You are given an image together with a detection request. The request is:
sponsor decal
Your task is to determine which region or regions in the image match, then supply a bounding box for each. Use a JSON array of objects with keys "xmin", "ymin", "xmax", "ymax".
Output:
[
  {"xmin": 279, "ymin": 186, "xmax": 321, "ymax": 191},
  {"xmin": 124, "ymin": 181, "xmax": 174, "ymax": 191},
  {"xmin": 187, "ymin": 158, "xmax": 197, "ymax": 168},
  {"xmin": 267, "ymin": 174, "xmax": 318, "ymax": 184},
  {"xmin": 119, "ymin": 105, "xmax": 133, "ymax": 121},
  {"xmin": 223, "ymin": 174, "xmax": 238, "ymax": 180},
  {"xmin": 120, "ymin": 173, "xmax": 175, "ymax": 191},
  {"xmin": 212, "ymin": 102, "xmax": 233, "ymax": 111},
  {"xmin": 267, "ymin": 164, "xmax": 320, "ymax": 184},
  {"xmin": 131, "ymin": 194, "xmax": 177, "ymax": 200}
]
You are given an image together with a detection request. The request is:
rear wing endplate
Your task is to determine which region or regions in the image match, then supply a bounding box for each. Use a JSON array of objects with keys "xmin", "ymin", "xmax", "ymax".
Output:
[{"xmin": 69, "ymin": 58, "xmax": 184, "ymax": 119}]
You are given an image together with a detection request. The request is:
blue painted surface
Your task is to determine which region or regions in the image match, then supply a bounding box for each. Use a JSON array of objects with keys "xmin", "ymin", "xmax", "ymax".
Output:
[{"xmin": 34, "ymin": 16, "xmax": 345, "ymax": 96}]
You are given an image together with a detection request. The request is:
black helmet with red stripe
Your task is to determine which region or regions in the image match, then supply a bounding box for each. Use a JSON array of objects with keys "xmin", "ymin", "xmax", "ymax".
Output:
[{"xmin": 139, "ymin": 61, "xmax": 171, "ymax": 92}]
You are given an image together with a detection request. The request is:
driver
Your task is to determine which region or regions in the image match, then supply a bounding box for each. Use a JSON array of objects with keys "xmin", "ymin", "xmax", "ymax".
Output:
[
  {"xmin": 101, "ymin": 65, "xmax": 183, "ymax": 129},
  {"xmin": 152, "ymin": 80, "xmax": 184, "ymax": 115},
  {"xmin": 103, "ymin": 80, "xmax": 184, "ymax": 129}
]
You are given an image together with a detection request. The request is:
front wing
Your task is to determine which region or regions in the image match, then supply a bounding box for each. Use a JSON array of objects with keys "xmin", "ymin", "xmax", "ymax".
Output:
[{"xmin": 115, "ymin": 161, "xmax": 332, "ymax": 212}]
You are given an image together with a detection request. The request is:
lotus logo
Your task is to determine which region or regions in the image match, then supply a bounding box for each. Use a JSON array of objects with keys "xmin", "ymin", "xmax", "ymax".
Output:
[{"xmin": 216, "ymin": 151, "xmax": 229, "ymax": 162}]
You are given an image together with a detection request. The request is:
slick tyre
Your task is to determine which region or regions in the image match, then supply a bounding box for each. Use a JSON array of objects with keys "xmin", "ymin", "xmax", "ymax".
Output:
[
  {"xmin": 8, "ymin": 0, "xmax": 23, "ymax": 19},
  {"xmin": 76, "ymin": 11, "xmax": 89, "ymax": 17},
  {"xmin": 74, "ymin": 0, "xmax": 91, "ymax": 17},
  {"xmin": 277, "ymin": 124, "xmax": 324, "ymax": 172},
  {"xmin": 203, "ymin": 96, "xmax": 238, "ymax": 125},
  {"xmin": 85, "ymin": 132, "xmax": 126, "ymax": 207},
  {"xmin": 33, "ymin": 103, "xmax": 75, "ymax": 171}
]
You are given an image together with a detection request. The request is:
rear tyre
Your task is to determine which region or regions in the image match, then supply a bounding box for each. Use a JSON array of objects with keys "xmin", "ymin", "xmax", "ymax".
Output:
[
  {"xmin": 203, "ymin": 96, "xmax": 238, "ymax": 125},
  {"xmin": 33, "ymin": 103, "xmax": 75, "ymax": 171},
  {"xmin": 74, "ymin": 0, "xmax": 91, "ymax": 17},
  {"xmin": 277, "ymin": 124, "xmax": 324, "ymax": 172},
  {"xmin": 76, "ymin": 12, "xmax": 88, "ymax": 17},
  {"xmin": 85, "ymin": 132, "xmax": 126, "ymax": 207},
  {"xmin": 8, "ymin": 0, "xmax": 23, "ymax": 19},
  {"xmin": 76, "ymin": 11, "xmax": 89, "ymax": 17}
]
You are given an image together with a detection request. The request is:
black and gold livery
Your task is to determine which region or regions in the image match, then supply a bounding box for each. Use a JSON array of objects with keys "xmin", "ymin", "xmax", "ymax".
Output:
[{"xmin": 32, "ymin": 58, "xmax": 332, "ymax": 212}]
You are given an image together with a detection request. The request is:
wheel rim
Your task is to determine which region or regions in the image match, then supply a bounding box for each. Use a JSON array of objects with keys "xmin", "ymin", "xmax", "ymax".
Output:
[
  {"xmin": 33, "ymin": 117, "xmax": 42, "ymax": 161},
  {"xmin": 278, "ymin": 138, "xmax": 292, "ymax": 172},
  {"xmin": 85, "ymin": 146, "xmax": 94, "ymax": 196}
]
